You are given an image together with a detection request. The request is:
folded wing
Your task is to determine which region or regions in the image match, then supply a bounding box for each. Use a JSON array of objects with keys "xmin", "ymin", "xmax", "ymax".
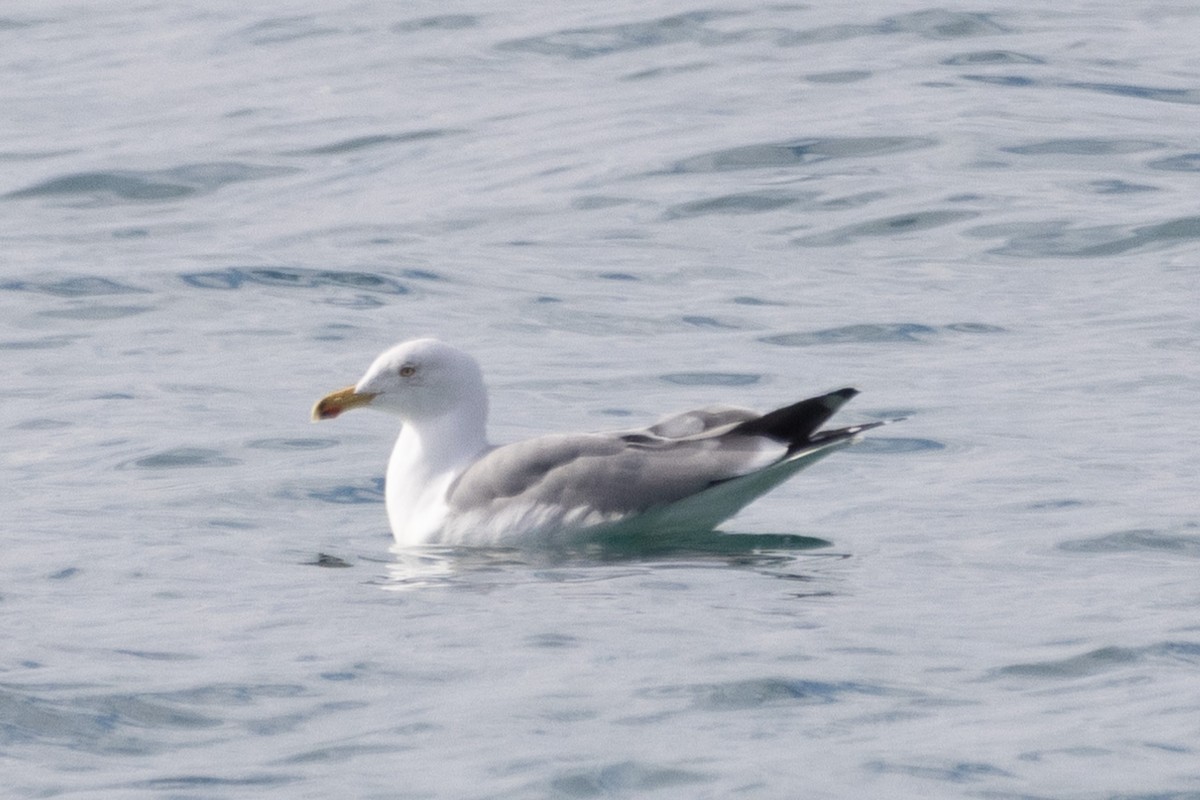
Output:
[{"xmin": 446, "ymin": 388, "xmax": 875, "ymax": 535}]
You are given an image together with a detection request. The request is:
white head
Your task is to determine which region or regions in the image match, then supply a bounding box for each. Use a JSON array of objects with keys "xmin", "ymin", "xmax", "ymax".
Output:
[{"xmin": 312, "ymin": 338, "xmax": 488, "ymax": 426}]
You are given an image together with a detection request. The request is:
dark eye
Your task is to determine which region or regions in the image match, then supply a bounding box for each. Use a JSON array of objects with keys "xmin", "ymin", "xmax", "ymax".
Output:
[{"xmin": 399, "ymin": 365, "xmax": 416, "ymax": 378}]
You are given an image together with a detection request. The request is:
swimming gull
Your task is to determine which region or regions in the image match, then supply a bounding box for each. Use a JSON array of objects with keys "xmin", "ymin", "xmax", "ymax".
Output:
[{"xmin": 312, "ymin": 338, "xmax": 888, "ymax": 546}]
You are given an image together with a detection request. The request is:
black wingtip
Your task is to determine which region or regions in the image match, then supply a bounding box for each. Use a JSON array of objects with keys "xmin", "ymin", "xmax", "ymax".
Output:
[
  {"xmin": 825, "ymin": 388, "xmax": 859, "ymax": 408},
  {"xmin": 731, "ymin": 387, "xmax": 861, "ymax": 446}
]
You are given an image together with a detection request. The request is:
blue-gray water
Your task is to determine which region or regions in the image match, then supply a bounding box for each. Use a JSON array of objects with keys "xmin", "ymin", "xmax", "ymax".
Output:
[{"xmin": 3, "ymin": 2, "xmax": 1199, "ymax": 797}]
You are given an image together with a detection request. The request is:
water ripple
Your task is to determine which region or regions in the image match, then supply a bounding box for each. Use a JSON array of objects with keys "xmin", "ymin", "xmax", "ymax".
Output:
[
  {"xmin": 304, "ymin": 479, "xmax": 386, "ymax": 505},
  {"xmin": 943, "ymin": 322, "xmax": 1007, "ymax": 334},
  {"xmin": 13, "ymin": 418, "xmax": 73, "ymax": 431},
  {"xmin": 497, "ymin": 10, "xmax": 737, "ymax": 59},
  {"xmin": 680, "ymin": 315, "xmax": 740, "ymax": 330},
  {"xmin": 664, "ymin": 191, "xmax": 807, "ymax": 219},
  {"xmin": 794, "ymin": 210, "xmax": 978, "ymax": 246},
  {"xmin": 0, "ymin": 276, "xmax": 147, "ymax": 296},
  {"xmin": 998, "ymin": 641, "xmax": 1200, "ymax": 682},
  {"xmin": 637, "ymin": 677, "xmax": 886, "ymax": 712},
  {"xmin": 1088, "ymin": 179, "xmax": 1160, "ymax": 194},
  {"xmin": 941, "ymin": 50, "xmax": 1045, "ymax": 66},
  {"xmin": 1148, "ymin": 153, "xmax": 1200, "ymax": 172},
  {"xmin": 666, "ymin": 136, "xmax": 937, "ymax": 174},
  {"xmin": 284, "ymin": 129, "xmax": 462, "ymax": 156},
  {"xmin": 854, "ymin": 437, "xmax": 946, "ymax": 455},
  {"xmin": 1001, "ymin": 138, "xmax": 1164, "ymax": 156},
  {"xmin": 278, "ymin": 741, "xmax": 401, "ymax": 764},
  {"xmin": 780, "ymin": 9, "xmax": 1009, "ymax": 46},
  {"xmin": 113, "ymin": 649, "xmax": 200, "ymax": 662},
  {"xmin": 246, "ymin": 438, "xmax": 337, "ymax": 451},
  {"xmin": 0, "ymin": 17, "xmax": 48, "ymax": 31},
  {"xmin": 547, "ymin": 761, "xmax": 708, "ymax": 796},
  {"xmin": 0, "ymin": 334, "xmax": 82, "ymax": 350},
  {"xmin": 970, "ymin": 216, "xmax": 1200, "ymax": 257},
  {"xmin": 1058, "ymin": 527, "xmax": 1200, "ymax": 557},
  {"xmin": 866, "ymin": 759, "xmax": 1014, "ymax": 783},
  {"xmin": 0, "ymin": 681, "xmax": 304, "ymax": 754},
  {"xmin": 659, "ymin": 372, "xmax": 759, "ymax": 387},
  {"xmin": 962, "ymin": 74, "xmax": 1200, "ymax": 106},
  {"xmin": 0, "ymin": 686, "xmax": 213, "ymax": 755},
  {"xmin": 230, "ymin": 16, "xmax": 340, "ymax": 47},
  {"xmin": 306, "ymin": 553, "xmax": 353, "ymax": 569},
  {"xmin": 998, "ymin": 646, "xmax": 1141, "ymax": 679},
  {"xmin": 1064, "ymin": 81, "xmax": 1200, "ymax": 105},
  {"xmin": 180, "ymin": 267, "xmax": 425, "ymax": 294},
  {"xmin": 4, "ymin": 162, "xmax": 295, "ymax": 205},
  {"xmin": 38, "ymin": 305, "xmax": 153, "ymax": 321},
  {"xmin": 132, "ymin": 774, "xmax": 297, "ymax": 790},
  {"xmin": 119, "ymin": 448, "xmax": 241, "ymax": 470},
  {"xmin": 963, "ymin": 73, "xmax": 1035, "ymax": 88},
  {"xmin": 760, "ymin": 322, "xmax": 1005, "ymax": 347},
  {"xmin": 392, "ymin": 14, "xmax": 480, "ymax": 33}
]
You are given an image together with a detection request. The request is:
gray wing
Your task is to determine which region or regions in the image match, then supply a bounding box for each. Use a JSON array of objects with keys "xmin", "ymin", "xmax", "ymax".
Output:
[
  {"xmin": 642, "ymin": 405, "xmax": 759, "ymax": 438},
  {"xmin": 447, "ymin": 428, "xmax": 784, "ymax": 518},
  {"xmin": 447, "ymin": 388, "xmax": 866, "ymax": 524}
]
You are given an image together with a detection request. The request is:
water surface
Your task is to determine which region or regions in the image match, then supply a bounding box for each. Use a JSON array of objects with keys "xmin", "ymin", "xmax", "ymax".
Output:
[{"xmin": 3, "ymin": 2, "xmax": 1199, "ymax": 797}]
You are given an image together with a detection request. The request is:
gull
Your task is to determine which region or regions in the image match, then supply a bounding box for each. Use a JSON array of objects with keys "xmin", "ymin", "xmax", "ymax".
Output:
[{"xmin": 312, "ymin": 338, "xmax": 887, "ymax": 547}]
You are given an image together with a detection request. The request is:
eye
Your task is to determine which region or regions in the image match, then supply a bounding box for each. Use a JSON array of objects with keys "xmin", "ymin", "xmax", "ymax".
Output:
[{"xmin": 398, "ymin": 365, "xmax": 416, "ymax": 378}]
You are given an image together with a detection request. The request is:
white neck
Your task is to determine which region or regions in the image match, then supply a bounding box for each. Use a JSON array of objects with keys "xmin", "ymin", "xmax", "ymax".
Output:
[{"xmin": 385, "ymin": 409, "xmax": 488, "ymax": 546}]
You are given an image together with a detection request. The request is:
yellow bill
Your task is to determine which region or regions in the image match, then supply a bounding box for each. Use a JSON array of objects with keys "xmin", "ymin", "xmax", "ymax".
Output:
[{"xmin": 311, "ymin": 385, "xmax": 378, "ymax": 421}]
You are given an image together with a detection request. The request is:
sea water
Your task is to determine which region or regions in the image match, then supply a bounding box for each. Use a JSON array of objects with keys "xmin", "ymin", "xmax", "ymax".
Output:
[{"xmin": 3, "ymin": 1, "xmax": 1199, "ymax": 797}]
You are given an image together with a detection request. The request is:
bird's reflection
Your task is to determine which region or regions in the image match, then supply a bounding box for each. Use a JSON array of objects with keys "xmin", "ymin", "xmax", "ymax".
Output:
[{"xmin": 378, "ymin": 529, "xmax": 840, "ymax": 591}]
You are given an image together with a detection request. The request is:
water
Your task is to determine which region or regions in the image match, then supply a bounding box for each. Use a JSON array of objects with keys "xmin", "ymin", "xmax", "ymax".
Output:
[{"xmin": 3, "ymin": 1, "xmax": 1199, "ymax": 797}]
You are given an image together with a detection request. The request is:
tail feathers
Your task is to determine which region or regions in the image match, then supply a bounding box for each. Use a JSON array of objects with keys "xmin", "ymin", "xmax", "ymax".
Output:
[
  {"xmin": 730, "ymin": 388, "xmax": 859, "ymax": 451},
  {"xmin": 807, "ymin": 417, "xmax": 903, "ymax": 447}
]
